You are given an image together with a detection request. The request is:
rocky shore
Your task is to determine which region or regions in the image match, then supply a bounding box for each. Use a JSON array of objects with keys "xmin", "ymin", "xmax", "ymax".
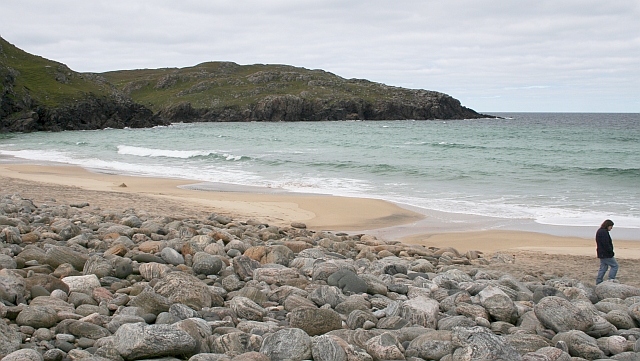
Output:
[{"xmin": 2, "ymin": 192, "xmax": 640, "ymax": 361}]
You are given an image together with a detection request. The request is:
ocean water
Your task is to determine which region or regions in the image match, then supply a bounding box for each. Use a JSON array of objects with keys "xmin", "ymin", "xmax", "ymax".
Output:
[{"xmin": 1, "ymin": 113, "xmax": 639, "ymax": 239}]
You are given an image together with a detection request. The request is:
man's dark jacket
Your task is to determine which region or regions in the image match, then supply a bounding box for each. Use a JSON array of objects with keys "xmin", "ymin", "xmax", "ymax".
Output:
[{"xmin": 596, "ymin": 228, "xmax": 614, "ymax": 258}]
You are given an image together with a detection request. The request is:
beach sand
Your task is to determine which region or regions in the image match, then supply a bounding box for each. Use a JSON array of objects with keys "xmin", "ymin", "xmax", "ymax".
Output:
[{"xmin": 2, "ymin": 163, "xmax": 639, "ymax": 288}]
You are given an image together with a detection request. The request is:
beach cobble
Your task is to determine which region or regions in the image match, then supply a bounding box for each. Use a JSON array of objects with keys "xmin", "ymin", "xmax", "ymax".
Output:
[{"xmin": 2, "ymin": 192, "xmax": 640, "ymax": 361}]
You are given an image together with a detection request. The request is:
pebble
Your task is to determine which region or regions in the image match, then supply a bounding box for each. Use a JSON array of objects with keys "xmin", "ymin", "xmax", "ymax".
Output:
[{"xmin": 1, "ymin": 192, "xmax": 640, "ymax": 361}]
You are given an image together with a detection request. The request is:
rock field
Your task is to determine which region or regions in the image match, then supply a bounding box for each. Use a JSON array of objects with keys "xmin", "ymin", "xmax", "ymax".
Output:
[{"xmin": 2, "ymin": 192, "xmax": 640, "ymax": 361}]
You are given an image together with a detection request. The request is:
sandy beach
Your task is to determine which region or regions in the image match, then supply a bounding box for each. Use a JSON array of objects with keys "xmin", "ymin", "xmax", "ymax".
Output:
[{"xmin": 2, "ymin": 162, "xmax": 640, "ymax": 287}]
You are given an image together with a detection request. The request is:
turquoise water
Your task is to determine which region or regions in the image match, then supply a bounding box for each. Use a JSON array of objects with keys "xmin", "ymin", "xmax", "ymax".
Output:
[{"xmin": 1, "ymin": 113, "xmax": 639, "ymax": 237}]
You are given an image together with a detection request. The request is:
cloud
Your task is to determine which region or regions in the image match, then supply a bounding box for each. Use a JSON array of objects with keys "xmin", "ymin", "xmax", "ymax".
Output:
[{"xmin": 1, "ymin": 0, "xmax": 638, "ymax": 112}]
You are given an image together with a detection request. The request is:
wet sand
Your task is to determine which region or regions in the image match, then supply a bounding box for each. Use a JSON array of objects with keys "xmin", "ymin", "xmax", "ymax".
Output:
[{"xmin": 2, "ymin": 163, "xmax": 639, "ymax": 288}]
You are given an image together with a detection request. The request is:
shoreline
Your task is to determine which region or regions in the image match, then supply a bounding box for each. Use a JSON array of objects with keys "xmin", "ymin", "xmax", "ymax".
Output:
[{"xmin": 2, "ymin": 162, "xmax": 639, "ymax": 259}]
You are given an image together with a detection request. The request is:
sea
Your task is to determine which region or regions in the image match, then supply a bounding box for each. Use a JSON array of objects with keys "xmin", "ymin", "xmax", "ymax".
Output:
[{"xmin": 1, "ymin": 113, "xmax": 639, "ymax": 240}]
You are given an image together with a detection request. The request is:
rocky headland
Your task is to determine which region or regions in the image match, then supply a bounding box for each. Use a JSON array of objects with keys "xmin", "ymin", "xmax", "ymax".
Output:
[
  {"xmin": 1, "ymin": 36, "xmax": 490, "ymax": 133},
  {"xmin": 2, "ymin": 192, "xmax": 640, "ymax": 361}
]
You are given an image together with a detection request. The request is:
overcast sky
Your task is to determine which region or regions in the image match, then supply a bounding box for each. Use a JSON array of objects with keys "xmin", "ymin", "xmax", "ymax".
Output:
[{"xmin": 1, "ymin": 0, "xmax": 638, "ymax": 112}]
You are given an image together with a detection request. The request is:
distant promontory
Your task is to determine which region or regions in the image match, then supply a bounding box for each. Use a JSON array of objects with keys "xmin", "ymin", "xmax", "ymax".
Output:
[{"xmin": 1, "ymin": 37, "xmax": 490, "ymax": 133}]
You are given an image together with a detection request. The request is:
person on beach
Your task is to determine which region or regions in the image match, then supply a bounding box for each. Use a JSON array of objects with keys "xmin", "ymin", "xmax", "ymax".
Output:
[{"xmin": 596, "ymin": 219, "xmax": 617, "ymax": 284}]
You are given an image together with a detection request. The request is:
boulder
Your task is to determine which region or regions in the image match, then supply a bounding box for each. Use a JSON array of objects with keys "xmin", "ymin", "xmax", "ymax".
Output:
[
  {"xmin": 230, "ymin": 296, "xmax": 266, "ymax": 321},
  {"xmin": 260, "ymin": 328, "xmax": 312, "ymax": 361},
  {"xmin": 16, "ymin": 305, "xmax": 58, "ymax": 328},
  {"xmin": 551, "ymin": 330, "xmax": 606, "ymax": 360},
  {"xmin": 154, "ymin": 271, "xmax": 213, "ymax": 310},
  {"xmin": 396, "ymin": 296, "xmax": 439, "ymax": 328},
  {"xmin": 289, "ymin": 307, "xmax": 343, "ymax": 336},
  {"xmin": 327, "ymin": 268, "xmax": 368, "ymax": 294},
  {"xmin": 311, "ymin": 335, "xmax": 348, "ymax": 361},
  {"xmin": 112, "ymin": 322, "xmax": 197, "ymax": 360},
  {"xmin": 478, "ymin": 285, "xmax": 517, "ymax": 323},
  {"xmin": 1, "ymin": 349, "xmax": 44, "ymax": 361},
  {"xmin": 451, "ymin": 326, "xmax": 522, "ymax": 361},
  {"xmin": 0, "ymin": 318, "xmax": 21, "ymax": 358},
  {"xmin": 364, "ymin": 332, "xmax": 405, "ymax": 361},
  {"xmin": 211, "ymin": 332, "xmax": 263, "ymax": 355},
  {"xmin": 595, "ymin": 282, "xmax": 640, "ymax": 300},
  {"xmin": 534, "ymin": 296, "xmax": 595, "ymax": 333},
  {"xmin": 62, "ymin": 274, "xmax": 101, "ymax": 294}
]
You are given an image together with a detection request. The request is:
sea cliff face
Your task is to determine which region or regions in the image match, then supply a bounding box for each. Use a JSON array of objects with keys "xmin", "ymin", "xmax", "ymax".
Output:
[
  {"xmin": 1, "ymin": 36, "xmax": 488, "ymax": 133},
  {"xmin": 0, "ymin": 38, "xmax": 166, "ymax": 133},
  {"xmin": 105, "ymin": 62, "xmax": 489, "ymax": 123}
]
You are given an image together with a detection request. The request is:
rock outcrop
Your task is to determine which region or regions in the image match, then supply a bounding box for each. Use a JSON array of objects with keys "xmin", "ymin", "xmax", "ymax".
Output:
[{"xmin": 1, "ymin": 36, "xmax": 492, "ymax": 133}]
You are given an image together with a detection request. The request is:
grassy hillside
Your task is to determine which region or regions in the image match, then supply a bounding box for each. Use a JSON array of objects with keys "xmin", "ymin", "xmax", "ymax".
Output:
[
  {"xmin": 1, "ymin": 37, "xmax": 157, "ymax": 132},
  {"xmin": 1, "ymin": 35, "xmax": 486, "ymax": 132},
  {"xmin": 0, "ymin": 37, "xmax": 112, "ymax": 107},
  {"xmin": 102, "ymin": 62, "xmax": 454, "ymax": 114}
]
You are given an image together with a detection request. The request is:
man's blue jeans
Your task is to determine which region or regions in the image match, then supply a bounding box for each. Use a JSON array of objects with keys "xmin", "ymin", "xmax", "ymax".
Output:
[{"xmin": 596, "ymin": 257, "xmax": 619, "ymax": 284}]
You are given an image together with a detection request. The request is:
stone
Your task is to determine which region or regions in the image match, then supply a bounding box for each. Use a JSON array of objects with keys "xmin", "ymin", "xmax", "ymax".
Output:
[
  {"xmin": 405, "ymin": 332, "xmax": 453, "ymax": 360},
  {"xmin": 62, "ymin": 274, "xmax": 101, "ymax": 294},
  {"xmin": 551, "ymin": 330, "xmax": 605, "ymax": 360},
  {"xmin": 283, "ymin": 294, "xmax": 317, "ymax": 311},
  {"xmin": 129, "ymin": 288, "xmax": 172, "ymax": 315},
  {"xmin": 16, "ymin": 305, "xmax": 58, "ymax": 328},
  {"xmin": 112, "ymin": 322, "xmax": 197, "ymax": 360},
  {"xmin": 0, "ymin": 318, "xmax": 22, "ymax": 358},
  {"xmin": 233, "ymin": 256, "xmax": 261, "ymax": 281},
  {"xmin": 604, "ymin": 309, "xmax": 637, "ymax": 330},
  {"xmin": 154, "ymin": 271, "xmax": 213, "ymax": 310},
  {"xmin": 396, "ymin": 296, "xmax": 439, "ymax": 328},
  {"xmin": 312, "ymin": 335, "xmax": 348, "ymax": 361},
  {"xmin": 1, "ymin": 349, "xmax": 44, "ymax": 361},
  {"xmin": 289, "ymin": 307, "xmax": 343, "ymax": 336},
  {"xmin": 377, "ymin": 316, "xmax": 410, "ymax": 330},
  {"xmin": 65, "ymin": 320, "xmax": 112, "ymax": 340},
  {"xmin": 309, "ymin": 285, "xmax": 346, "ymax": 308},
  {"xmin": 360, "ymin": 274, "xmax": 388, "ymax": 295},
  {"xmin": 451, "ymin": 326, "xmax": 522, "ymax": 361},
  {"xmin": 83, "ymin": 255, "xmax": 114, "ymax": 278},
  {"xmin": 0, "ymin": 254, "xmax": 17, "ymax": 269},
  {"xmin": 260, "ymin": 328, "xmax": 312, "ymax": 361},
  {"xmin": 161, "ymin": 247, "xmax": 185, "ymax": 265},
  {"xmin": 175, "ymin": 317, "xmax": 214, "ymax": 353},
  {"xmin": 253, "ymin": 267, "xmax": 300, "ymax": 285},
  {"xmin": 595, "ymin": 282, "xmax": 640, "ymax": 300},
  {"xmin": 264, "ymin": 245, "xmax": 294, "ymax": 266},
  {"xmin": 138, "ymin": 262, "xmax": 171, "ymax": 280},
  {"xmin": 534, "ymin": 296, "xmax": 595, "ymax": 333},
  {"xmin": 347, "ymin": 309, "xmax": 379, "ymax": 330},
  {"xmin": 478, "ymin": 285, "xmax": 517, "ymax": 323},
  {"xmin": 437, "ymin": 315, "xmax": 477, "ymax": 330},
  {"xmin": 328, "ymin": 268, "xmax": 368, "ymax": 294},
  {"xmin": 222, "ymin": 274, "xmax": 244, "ymax": 291},
  {"xmin": 170, "ymin": 303, "xmax": 199, "ymax": 320},
  {"xmin": 230, "ymin": 352, "xmax": 269, "ymax": 361},
  {"xmin": 45, "ymin": 245, "xmax": 88, "ymax": 270},
  {"xmin": 230, "ymin": 296, "xmax": 266, "ymax": 321},
  {"xmin": 504, "ymin": 333, "xmax": 553, "ymax": 355},
  {"xmin": 598, "ymin": 335, "xmax": 629, "ymax": 356},
  {"xmin": 364, "ymin": 332, "xmax": 405, "ymax": 361},
  {"xmin": 211, "ymin": 331, "xmax": 263, "ymax": 355},
  {"xmin": 192, "ymin": 252, "xmax": 223, "ymax": 275}
]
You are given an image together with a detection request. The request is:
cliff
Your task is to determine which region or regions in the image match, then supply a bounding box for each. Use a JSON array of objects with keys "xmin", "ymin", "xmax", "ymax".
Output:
[
  {"xmin": 0, "ymin": 37, "xmax": 163, "ymax": 132},
  {"xmin": 104, "ymin": 62, "xmax": 489, "ymax": 122},
  {"xmin": 1, "ymin": 36, "xmax": 489, "ymax": 133}
]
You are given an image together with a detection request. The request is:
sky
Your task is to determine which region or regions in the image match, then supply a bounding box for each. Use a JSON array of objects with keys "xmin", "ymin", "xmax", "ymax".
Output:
[{"xmin": 1, "ymin": 0, "xmax": 639, "ymax": 113}]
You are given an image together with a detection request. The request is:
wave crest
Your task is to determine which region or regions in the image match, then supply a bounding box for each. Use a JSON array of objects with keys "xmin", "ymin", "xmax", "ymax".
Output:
[{"xmin": 117, "ymin": 145, "xmax": 246, "ymax": 161}]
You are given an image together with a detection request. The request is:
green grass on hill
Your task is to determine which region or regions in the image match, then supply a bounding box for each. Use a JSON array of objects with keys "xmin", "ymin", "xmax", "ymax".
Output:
[
  {"xmin": 0, "ymin": 37, "xmax": 112, "ymax": 107},
  {"xmin": 102, "ymin": 61, "xmax": 437, "ymax": 112}
]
